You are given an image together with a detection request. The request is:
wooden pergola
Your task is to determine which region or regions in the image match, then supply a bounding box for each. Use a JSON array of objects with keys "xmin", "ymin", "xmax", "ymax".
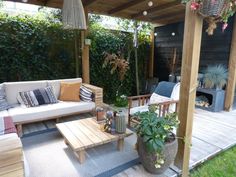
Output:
[{"xmin": 5, "ymin": 0, "xmax": 236, "ymax": 176}]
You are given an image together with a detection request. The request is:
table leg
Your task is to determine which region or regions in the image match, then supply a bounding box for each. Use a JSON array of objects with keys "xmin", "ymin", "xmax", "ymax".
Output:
[
  {"xmin": 74, "ymin": 150, "xmax": 86, "ymax": 164},
  {"xmin": 64, "ymin": 139, "xmax": 69, "ymax": 145},
  {"xmin": 117, "ymin": 138, "xmax": 124, "ymax": 151}
]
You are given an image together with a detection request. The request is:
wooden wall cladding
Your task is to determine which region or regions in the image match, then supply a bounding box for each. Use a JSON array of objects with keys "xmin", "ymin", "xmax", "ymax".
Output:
[{"xmin": 154, "ymin": 17, "xmax": 234, "ymax": 81}]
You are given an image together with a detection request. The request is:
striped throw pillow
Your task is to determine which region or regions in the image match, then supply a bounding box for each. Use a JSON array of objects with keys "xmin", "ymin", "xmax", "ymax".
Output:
[
  {"xmin": 18, "ymin": 86, "xmax": 58, "ymax": 107},
  {"xmin": 0, "ymin": 84, "xmax": 12, "ymax": 111},
  {"xmin": 80, "ymin": 86, "xmax": 94, "ymax": 102}
]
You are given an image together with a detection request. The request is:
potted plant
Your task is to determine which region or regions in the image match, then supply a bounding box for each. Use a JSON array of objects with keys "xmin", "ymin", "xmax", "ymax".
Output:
[
  {"xmin": 135, "ymin": 106, "xmax": 179, "ymax": 174},
  {"xmin": 203, "ymin": 64, "xmax": 228, "ymax": 89},
  {"xmin": 182, "ymin": 0, "xmax": 236, "ymax": 35},
  {"xmin": 103, "ymin": 52, "xmax": 129, "ymax": 130}
]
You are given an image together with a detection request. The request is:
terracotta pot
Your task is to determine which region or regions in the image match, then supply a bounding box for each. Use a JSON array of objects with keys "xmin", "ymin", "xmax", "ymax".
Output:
[{"xmin": 137, "ymin": 136, "xmax": 178, "ymax": 174}]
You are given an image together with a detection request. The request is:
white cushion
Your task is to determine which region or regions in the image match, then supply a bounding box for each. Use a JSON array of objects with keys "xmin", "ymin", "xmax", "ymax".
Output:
[
  {"xmin": 170, "ymin": 82, "xmax": 180, "ymax": 101},
  {"xmin": 130, "ymin": 105, "xmax": 149, "ymax": 115},
  {"xmin": 47, "ymin": 78, "xmax": 82, "ymax": 99},
  {"xmin": 4, "ymin": 81, "xmax": 47, "ymax": 105},
  {"xmin": 169, "ymin": 82, "xmax": 180, "ymax": 112},
  {"xmin": 150, "ymin": 93, "xmax": 173, "ymax": 104},
  {"xmin": 0, "ymin": 110, "xmax": 9, "ymax": 117},
  {"xmin": 8, "ymin": 101, "xmax": 95, "ymax": 123}
]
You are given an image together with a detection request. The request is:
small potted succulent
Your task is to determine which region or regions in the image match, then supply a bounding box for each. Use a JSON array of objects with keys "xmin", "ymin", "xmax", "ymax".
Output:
[
  {"xmin": 135, "ymin": 106, "xmax": 179, "ymax": 174},
  {"xmin": 203, "ymin": 64, "xmax": 228, "ymax": 89}
]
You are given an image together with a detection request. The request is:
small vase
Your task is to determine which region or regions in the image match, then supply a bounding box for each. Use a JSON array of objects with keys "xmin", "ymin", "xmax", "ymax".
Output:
[{"xmin": 115, "ymin": 110, "xmax": 126, "ymax": 134}]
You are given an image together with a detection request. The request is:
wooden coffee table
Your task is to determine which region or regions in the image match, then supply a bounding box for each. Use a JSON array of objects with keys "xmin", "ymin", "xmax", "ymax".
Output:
[{"xmin": 56, "ymin": 117, "xmax": 133, "ymax": 164}]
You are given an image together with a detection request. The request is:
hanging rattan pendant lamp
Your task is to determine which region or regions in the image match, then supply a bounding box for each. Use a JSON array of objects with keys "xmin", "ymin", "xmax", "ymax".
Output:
[{"xmin": 62, "ymin": 0, "xmax": 87, "ymax": 30}]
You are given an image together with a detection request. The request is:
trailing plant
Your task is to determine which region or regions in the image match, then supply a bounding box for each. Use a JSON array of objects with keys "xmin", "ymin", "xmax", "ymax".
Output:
[
  {"xmin": 203, "ymin": 64, "xmax": 228, "ymax": 89},
  {"xmin": 135, "ymin": 105, "xmax": 179, "ymax": 168}
]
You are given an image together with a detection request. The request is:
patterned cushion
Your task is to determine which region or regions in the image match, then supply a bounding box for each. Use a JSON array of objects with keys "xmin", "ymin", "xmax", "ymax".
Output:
[
  {"xmin": 80, "ymin": 86, "xmax": 94, "ymax": 102},
  {"xmin": 0, "ymin": 116, "xmax": 16, "ymax": 135},
  {"xmin": 18, "ymin": 86, "xmax": 58, "ymax": 107},
  {"xmin": 0, "ymin": 84, "xmax": 12, "ymax": 111}
]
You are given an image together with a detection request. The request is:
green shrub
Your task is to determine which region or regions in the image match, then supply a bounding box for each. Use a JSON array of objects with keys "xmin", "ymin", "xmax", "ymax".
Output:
[{"xmin": 0, "ymin": 12, "xmax": 150, "ymax": 103}]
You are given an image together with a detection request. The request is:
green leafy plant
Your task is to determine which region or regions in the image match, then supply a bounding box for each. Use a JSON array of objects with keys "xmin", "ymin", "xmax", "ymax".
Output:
[
  {"xmin": 203, "ymin": 65, "xmax": 228, "ymax": 89},
  {"xmin": 135, "ymin": 105, "xmax": 179, "ymax": 168},
  {"xmin": 114, "ymin": 94, "xmax": 128, "ymax": 107}
]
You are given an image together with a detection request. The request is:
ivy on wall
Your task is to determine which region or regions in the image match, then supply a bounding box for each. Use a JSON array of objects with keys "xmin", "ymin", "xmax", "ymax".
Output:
[{"xmin": 0, "ymin": 12, "xmax": 150, "ymax": 103}]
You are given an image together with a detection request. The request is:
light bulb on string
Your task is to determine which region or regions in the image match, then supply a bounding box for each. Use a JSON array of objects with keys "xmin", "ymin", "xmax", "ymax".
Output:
[{"xmin": 148, "ymin": 1, "xmax": 153, "ymax": 7}]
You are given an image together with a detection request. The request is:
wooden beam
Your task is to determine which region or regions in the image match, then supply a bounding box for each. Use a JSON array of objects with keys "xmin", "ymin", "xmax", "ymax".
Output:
[
  {"xmin": 149, "ymin": 30, "xmax": 155, "ymax": 78},
  {"xmin": 108, "ymin": 0, "xmax": 145, "ymax": 15},
  {"xmin": 224, "ymin": 16, "xmax": 236, "ymax": 111},
  {"xmin": 81, "ymin": 8, "xmax": 90, "ymax": 83},
  {"xmin": 131, "ymin": 1, "xmax": 181, "ymax": 19},
  {"xmin": 174, "ymin": 2, "xmax": 203, "ymax": 177},
  {"xmin": 82, "ymin": 0, "xmax": 97, "ymax": 7}
]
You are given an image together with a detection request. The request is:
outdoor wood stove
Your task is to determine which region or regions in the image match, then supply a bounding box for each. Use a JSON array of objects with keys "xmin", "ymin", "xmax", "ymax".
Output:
[{"xmin": 195, "ymin": 88, "xmax": 225, "ymax": 112}]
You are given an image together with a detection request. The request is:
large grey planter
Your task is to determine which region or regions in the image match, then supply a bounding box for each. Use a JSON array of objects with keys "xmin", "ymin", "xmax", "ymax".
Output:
[{"xmin": 137, "ymin": 136, "xmax": 178, "ymax": 174}]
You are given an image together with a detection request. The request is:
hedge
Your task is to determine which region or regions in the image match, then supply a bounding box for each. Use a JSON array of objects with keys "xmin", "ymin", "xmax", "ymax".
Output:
[{"xmin": 0, "ymin": 12, "xmax": 150, "ymax": 103}]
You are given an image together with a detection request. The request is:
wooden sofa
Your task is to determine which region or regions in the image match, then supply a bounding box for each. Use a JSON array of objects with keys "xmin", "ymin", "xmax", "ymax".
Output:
[
  {"xmin": 128, "ymin": 81, "xmax": 180, "ymax": 127},
  {"xmin": 0, "ymin": 78, "xmax": 103, "ymax": 137}
]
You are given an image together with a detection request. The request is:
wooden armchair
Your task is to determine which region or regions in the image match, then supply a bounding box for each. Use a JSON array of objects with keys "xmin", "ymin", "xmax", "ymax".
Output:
[{"xmin": 128, "ymin": 81, "xmax": 180, "ymax": 127}]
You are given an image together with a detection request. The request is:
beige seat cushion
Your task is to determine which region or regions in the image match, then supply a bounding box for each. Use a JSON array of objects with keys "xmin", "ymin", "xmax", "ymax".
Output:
[
  {"xmin": 130, "ymin": 105, "xmax": 149, "ymax": 115},
  {"xmin": 8, "ymin": 101, "xmax": 95, "ymax": 123},
  {"xmin": 47, "ymin": 78, "xmax": 82, "ymax": 99},
  {"xmin": 59, "ymin": 82, "xmax": 81, "ymax": 102},
  {"xmin": 0, "ymin": 110, "xmax": 9, "ymax": 117}
]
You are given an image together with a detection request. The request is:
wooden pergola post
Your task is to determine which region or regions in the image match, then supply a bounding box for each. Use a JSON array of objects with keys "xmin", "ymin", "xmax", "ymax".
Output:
[
  {"xmin": 148, "ymin": 30, "xmax": 155, "ymax": 78},
  {"xmin": 174, "ymin": 3, "xmax": 203, "ymax": 177},
  {"xmin": 81, "ymin": 8, "xmax": 90, "ymax": 83},
  {"xmin": 224, "ymin": 16, "xmax": 236, "ymax": 111}
]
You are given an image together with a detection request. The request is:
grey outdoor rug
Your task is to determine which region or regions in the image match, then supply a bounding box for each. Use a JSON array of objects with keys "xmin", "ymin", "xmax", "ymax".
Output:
[{"xmin": 22, "ymin": 130, "xmax": 139, "ymax": 177}]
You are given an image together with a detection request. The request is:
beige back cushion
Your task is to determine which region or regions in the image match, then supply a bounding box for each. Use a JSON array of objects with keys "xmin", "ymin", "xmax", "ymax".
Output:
[
  {"xmin": 4, "ymin": 80, "xmax": 48, "ymax": 105},
  {"xmin": 47, "ymin": 78, "xmax": 82, "ymax": 99}
]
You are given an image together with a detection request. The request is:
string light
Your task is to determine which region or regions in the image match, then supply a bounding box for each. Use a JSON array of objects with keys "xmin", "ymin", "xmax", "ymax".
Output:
[
  {"xmin": 148, "ymin": 1, "xmax": 153, "ymax": 7},
  {"xmin": 143, "ymin": 11, "xmax": 148, "ymax": 16}
]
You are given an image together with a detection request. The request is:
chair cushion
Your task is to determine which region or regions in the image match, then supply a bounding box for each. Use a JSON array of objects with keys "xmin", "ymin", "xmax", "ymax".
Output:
[
  {"xmin": 154, "ymin": 81, "xmax": 176, "ymax": 97},
  {"xmin": 0, "ymin": 84, "xmax": 12, "ymax": 111},
  {"xmin": 150, "ymin": 93, "xmax": 173, "ymax": 104},
  {"xmin": 4, "ymin": 80, "xmax": 48, "ymax": 105},
  {"xmin": 130, "ymin": 105, "xmax": 149, "ymax": 115},
  {"xmin": 59, "ymin": 82, "xmax": 81, "ymax": 102},
  {"xmin": 8, "ymin": 101, "xmax": 95, "ymax": 123},
  {"xmin": 47, "ymin": 78, "xmax": 82, "ymax": 99}
]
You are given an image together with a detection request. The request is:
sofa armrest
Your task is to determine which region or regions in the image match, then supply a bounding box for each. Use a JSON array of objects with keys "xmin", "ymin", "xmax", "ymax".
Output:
[
  {"xmin": 0, "ymin": 133, "xmax": 24, "ymax": 177},
  {"xmin": 82, "ymin": 83, "xmax": 103, "ymax": 106}
]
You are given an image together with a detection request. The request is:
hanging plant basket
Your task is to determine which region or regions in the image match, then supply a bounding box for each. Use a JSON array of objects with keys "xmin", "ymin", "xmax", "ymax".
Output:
[
  {"xmin": 199, "ymin": 0, "xmax": 225, "ymax": 17},
  {"xmin": 198, "ymin": 0, "xmax": 226, "ymax": 35},
  {"xmin": 184, "ymin": 0, "xmax": 236, "ymax": 35}
]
